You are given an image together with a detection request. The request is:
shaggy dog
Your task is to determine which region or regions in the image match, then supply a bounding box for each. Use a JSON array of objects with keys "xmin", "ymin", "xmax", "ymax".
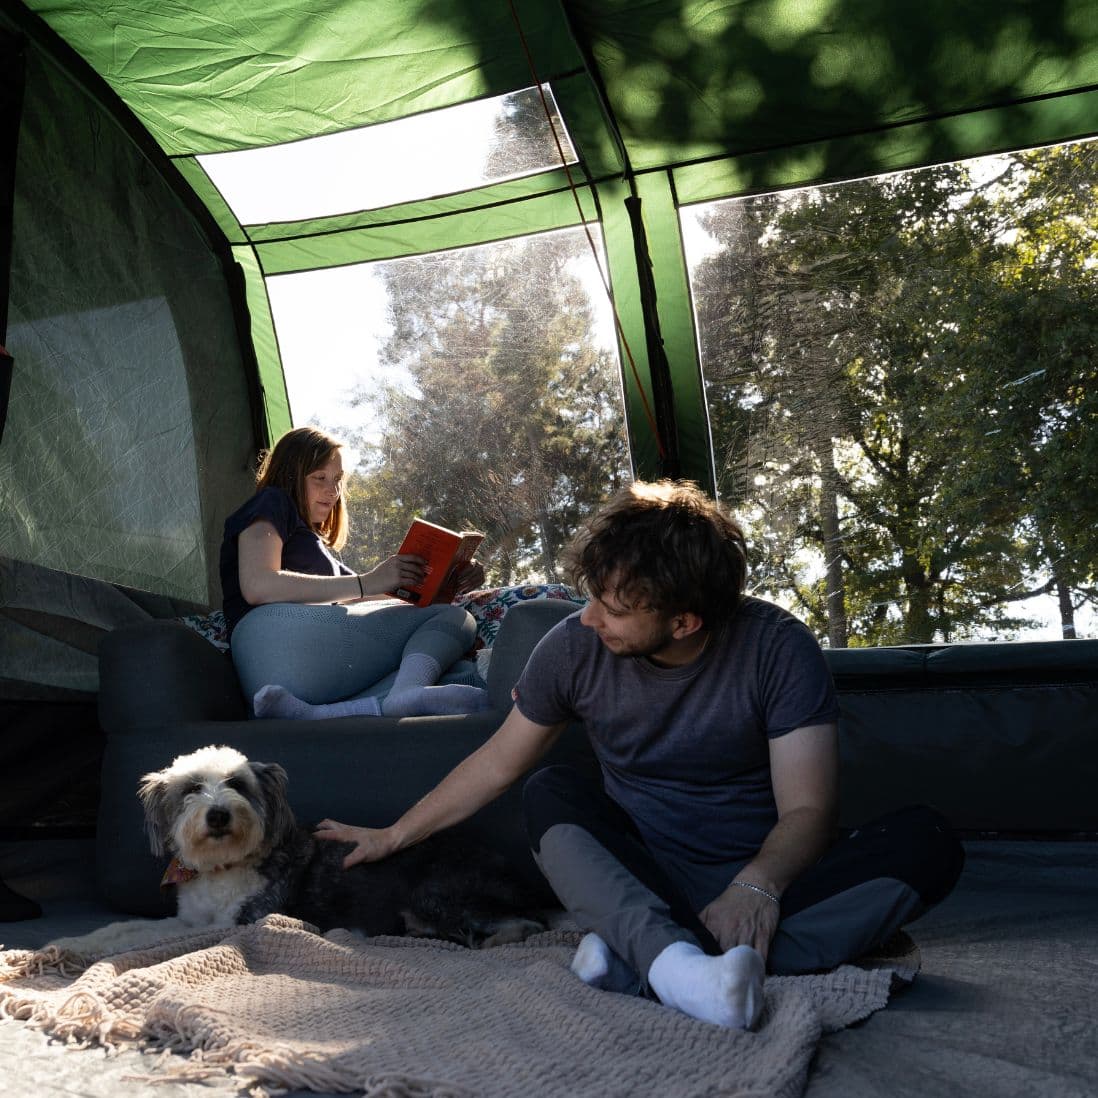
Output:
[{"xmin": 51, "ymin": 745, "xmax": 544, "ymax": 958}]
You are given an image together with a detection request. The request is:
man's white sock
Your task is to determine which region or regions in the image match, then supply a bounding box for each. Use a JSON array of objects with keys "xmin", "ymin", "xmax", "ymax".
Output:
[
  {"xmin": 647, "ymin": 940, "xmax": 765, "ymax": 1029},
  {"xmin": 570, "ymin": 932, "xmax": 640, "ymax": 994}
]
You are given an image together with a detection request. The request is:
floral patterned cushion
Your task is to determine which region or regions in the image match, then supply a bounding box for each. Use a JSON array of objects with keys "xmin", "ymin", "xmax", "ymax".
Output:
[
  {"xmin": 453, "ymin": 583, "xmax": 585, "ymax": 650},
  {"xmin": 177, "ymin": 609, "xmax": 230, "ymax": 651}
]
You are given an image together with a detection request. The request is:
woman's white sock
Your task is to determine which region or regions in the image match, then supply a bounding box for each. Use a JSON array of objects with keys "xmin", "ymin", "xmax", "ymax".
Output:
[
  {"xmin": 253, "ymin": 684, "xmax": 381, "ymax": 720},
  {"xmin": 647, "ymin": 940, "xmax": 765, "ymax": 1029},
  {"xmin": 381, "ymin": 683, "xmax": 492, "ymax": 717}
]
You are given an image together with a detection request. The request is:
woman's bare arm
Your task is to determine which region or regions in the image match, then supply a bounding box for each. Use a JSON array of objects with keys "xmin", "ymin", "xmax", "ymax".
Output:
[{"xmin": 237, "ymin": 520, "xmax": 425, "ymax": 605}]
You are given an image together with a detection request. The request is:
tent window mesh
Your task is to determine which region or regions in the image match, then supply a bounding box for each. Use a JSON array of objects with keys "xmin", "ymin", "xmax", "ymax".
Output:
[
  {"xmin": 199, "ymin": 84, "xmax": 576, "ymax": 225},
  {"xmin": 684, "ymin": 138, "xmax": 1098, "ymax": 647},
  {"xmin": 269, "ymin": 226, "xmax": 631, "ymax": 586}
]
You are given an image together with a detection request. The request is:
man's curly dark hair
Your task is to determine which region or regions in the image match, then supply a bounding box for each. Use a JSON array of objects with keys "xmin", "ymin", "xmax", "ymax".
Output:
[{"xmin": 565, "ymin": 480, "xmax": 748, "ymax": 629}]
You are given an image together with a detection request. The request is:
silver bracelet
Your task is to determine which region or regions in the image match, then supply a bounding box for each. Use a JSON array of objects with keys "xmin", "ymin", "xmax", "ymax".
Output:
[
  {"xmin": 356, "ymin": 574, "xmax": 365, "ymax": 599},
  {"xmin": 731, "ymin": 880, "xmax": 780, "ymax": 906}
]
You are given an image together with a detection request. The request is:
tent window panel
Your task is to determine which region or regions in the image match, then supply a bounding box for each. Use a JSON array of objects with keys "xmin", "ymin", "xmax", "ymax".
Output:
[
  {"xmin": 2, "ymin": 47, "xmax": 255, "ymax": 604},
  {"xmin": 199, "ymin": 85, "xmax": 577, "ymax": 227},
  {"xmin": 684, "ymin": 138, "xmax": 1098, "ymax": 648},
  {"xmin": 267, "ymin": 226, "xmax": 631, "ymax": 586}
]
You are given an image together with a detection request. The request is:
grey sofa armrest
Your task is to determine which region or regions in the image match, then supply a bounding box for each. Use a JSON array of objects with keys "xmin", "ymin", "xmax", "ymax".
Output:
[
  {"xmin": 486, "ymin": 599, "xmax": 581, "ymax": 711},
  {"xmin": 98, "ymin": 620, "xmax": 247, "ymax": 733}
]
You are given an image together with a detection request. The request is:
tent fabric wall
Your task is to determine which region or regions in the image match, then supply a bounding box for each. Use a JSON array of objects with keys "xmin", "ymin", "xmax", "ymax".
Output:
[
  {"xmin": 11, "ymin": 1, "xmax": 1095, "ymax": 490},
  {"xmin": 0, "ymin": 14, "xmax": 257, "ymax": 604},
  {"xmin": 1, "ymin": 0, "xmax": 1096, "ymax": 564}
]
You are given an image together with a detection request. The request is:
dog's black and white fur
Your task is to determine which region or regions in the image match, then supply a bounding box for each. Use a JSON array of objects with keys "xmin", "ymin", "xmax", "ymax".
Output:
[{"xmin": 51, "ymin": 745, "xmax": 544, "ymax": 958}]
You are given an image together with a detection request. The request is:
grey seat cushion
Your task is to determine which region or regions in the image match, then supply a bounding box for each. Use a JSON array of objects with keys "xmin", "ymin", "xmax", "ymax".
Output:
[{"xmin": 94, "ymin": 599, "xmax": 594, "ymax": 916}]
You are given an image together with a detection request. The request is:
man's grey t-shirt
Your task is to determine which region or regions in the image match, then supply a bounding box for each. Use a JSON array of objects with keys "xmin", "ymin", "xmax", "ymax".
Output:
[{"xmin": 514, "ymin": 596, "xmax": 839, "ymax": 907}]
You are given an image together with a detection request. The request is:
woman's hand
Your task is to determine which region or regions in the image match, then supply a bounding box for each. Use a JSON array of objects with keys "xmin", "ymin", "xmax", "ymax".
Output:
[
  {"xmin": 453, "ymin": 559, "xmax": 486, "ymax": 595},
  {"xmin": 361, "ymin": 554, "xmax": 427, "ymax": 597},
  {"xmin": 699, "ymin": 878, "xmax": 781, "ymax": 960},
  {"xmin": 314, "ymin": 818, "xmax": 400, "ymax": 869}
]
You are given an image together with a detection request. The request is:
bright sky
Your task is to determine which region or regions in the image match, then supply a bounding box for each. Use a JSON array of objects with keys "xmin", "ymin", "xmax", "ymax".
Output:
[
  {"xmin": 199, "ymin": 96, "xmax": 532, "ymax": 224},
  {"xmin": 265, "ymin": 225, "xmax": 622, "ymax": 470},
  {"xmin": 265, "ymin": 264, "xmax": 391, "ymax": 463}
]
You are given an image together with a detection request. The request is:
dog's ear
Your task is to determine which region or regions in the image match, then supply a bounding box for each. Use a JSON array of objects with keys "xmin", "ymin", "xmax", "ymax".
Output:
[
  {"xmin": 250, "ymin": 761, "xmax": 296, "ymax": 843},
  {"xmin": 137, "ymin": 771, "xmax": 172, "ymax": 857}
]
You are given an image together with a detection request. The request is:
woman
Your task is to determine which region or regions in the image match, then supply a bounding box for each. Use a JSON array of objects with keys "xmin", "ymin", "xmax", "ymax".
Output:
[{"xmin": 221, "ymin": 426, "xmax": 489, "ymax": 719}]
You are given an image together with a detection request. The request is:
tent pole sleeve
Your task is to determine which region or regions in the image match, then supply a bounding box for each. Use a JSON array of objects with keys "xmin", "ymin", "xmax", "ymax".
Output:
[
  {"xmin": 633, "ymin": 171, "xmax": 716, "ymax": 496},
  {"xmin": 597, "ymin": 174, "xmax": 716, "ymax": 492},
  {"xmin": 623, "ymin": 192, "xmax": 681, "ymax": 479},
  {"xmin": 556, "ymin": 0, "xmax": 629, "ymax": 178},
  {"xmin": 233, "ymin": 246, "xmax": 292, "ymax": 441},
  {"xmin": 597, "ymin": 176, "xmax": 660, "ymax": 481}
]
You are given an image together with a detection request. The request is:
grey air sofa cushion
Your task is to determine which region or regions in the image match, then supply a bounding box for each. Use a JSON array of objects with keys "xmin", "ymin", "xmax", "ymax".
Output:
[
  {"xmin": 95, "ymin": 599, "xmax": 591, "ymax": 916},
  {"xmin": 95, "ymin": 599, "xmax": 1098, "ymax": 916},
  {"xmin": 831, "ymin": 640, "xmax": 1098, "ymax": 834}
]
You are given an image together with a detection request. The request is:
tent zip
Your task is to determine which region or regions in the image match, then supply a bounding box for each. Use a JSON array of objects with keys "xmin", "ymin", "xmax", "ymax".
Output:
[{"xmin": 0, "ymin": 27, "xmax": 24, "ymax": 446}]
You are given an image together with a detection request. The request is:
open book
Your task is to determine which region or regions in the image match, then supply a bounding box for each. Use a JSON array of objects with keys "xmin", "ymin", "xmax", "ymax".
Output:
[{"xmin": 392, "ymin": 518, "xmax": 484, "ymax": 606}]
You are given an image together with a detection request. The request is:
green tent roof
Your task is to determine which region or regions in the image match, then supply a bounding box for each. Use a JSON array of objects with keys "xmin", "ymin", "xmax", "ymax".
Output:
[{"xmin": 8, "ymin": 0, "xmax": 1098, "ymax": 487}]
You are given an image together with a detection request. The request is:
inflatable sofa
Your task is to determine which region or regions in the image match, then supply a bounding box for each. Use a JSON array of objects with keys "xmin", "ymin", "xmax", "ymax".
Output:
[{"xmin": 94, "ymin": 596, "xmax": 1098, "ymax": 918}]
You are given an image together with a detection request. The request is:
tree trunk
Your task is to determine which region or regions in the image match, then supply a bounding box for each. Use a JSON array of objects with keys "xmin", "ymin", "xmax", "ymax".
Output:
[
  {"xmin": 902, "ymin": 562, "xmax": 935, "ymax": 644},
  {"xmin": 1056, "ymin": 575, "xmax": 1077, "ymax": 639},
  {"xmin": 818, "ymin": 464, "xmax": 848, "ymax": 649},
  {"xmin": 521, "ymin": 418, "xmax": 563, "ymax": 583},
  {"xmin": 536, "ymin": 511, "xmax": 559, "ymax": 581}
]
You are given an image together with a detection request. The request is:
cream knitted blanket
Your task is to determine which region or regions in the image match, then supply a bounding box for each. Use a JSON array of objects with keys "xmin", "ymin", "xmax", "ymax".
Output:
[{"xmin": 0, "ymin": 915, "xmax": 911, "ymax": 1097}]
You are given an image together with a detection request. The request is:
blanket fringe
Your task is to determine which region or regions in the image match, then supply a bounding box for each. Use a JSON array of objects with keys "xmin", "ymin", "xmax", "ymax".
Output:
[
  {"xmin": 131, "ymin": 1022, "xmax": 477, "ymax": 1097},
  {"xmin": 0, "ymin": 945, "xmax": 91, "ymax": 981},
  {"xmin": 0, "ymin": 984, "xmax": 142, "ymax": 1050},
  {"xmin": 131, "ymin": 1001, "xmax": 360, "ymax": 1093},
  {"xmin": 52, "ymin": 988, "xmax": 145, "ymax": 1047}
]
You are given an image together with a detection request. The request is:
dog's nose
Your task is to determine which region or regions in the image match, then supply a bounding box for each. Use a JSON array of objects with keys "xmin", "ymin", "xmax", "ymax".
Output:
[{"xmin": 206, "ymin": 806, "xmax": 231, "ymax": 831}]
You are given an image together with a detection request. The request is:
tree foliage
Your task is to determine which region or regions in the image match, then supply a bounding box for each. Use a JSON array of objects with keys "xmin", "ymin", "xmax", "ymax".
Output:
[
  {"xmin": 336, "ymin": 231, "xmax": 629, "ymax": 585},
  {"xmin": 693, "ymin": 140, "xmax": 1098, "ymax": 644}
]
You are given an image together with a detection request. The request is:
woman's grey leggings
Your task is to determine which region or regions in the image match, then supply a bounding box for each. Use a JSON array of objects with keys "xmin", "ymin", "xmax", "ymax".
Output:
[{"xmin": 230, "ymin": 601, "xmax": 478, "ymax": 706}]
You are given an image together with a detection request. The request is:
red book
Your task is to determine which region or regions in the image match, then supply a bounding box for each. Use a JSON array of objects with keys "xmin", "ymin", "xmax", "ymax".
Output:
[{"xmin": 393, "ymin": 518, "xmax": 484, "ymax": 606}]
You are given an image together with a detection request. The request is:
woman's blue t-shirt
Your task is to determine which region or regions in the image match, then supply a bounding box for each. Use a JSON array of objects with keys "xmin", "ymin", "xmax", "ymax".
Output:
[{"xmin": 220, "ymin": 486, "xmax": 351, "ymax": 635}]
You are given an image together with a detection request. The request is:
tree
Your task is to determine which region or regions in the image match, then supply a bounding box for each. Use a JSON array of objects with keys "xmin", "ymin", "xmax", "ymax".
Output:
[
  {"xmin": 955, "ymin": 143, "xmax": 1098, "ymax": 637},
  {"xmin": 337, "ymin": 231, "xmax": 629, "ymax": 585},
  {"xmin": 692, "ymin": 140, "xmax": 1097, "ymax": 644},
  {"xmin": 483, "ymin": 86, "xmax": 574, "ymax": 180}
]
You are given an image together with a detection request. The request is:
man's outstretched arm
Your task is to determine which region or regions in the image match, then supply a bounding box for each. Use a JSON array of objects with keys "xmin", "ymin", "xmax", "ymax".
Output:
[
  {"xmin": 699, "ymin": 721, "xmax": 839, "ymax": 959},
  {"xmin": 314, "ymin": 706, "xmax": 567, "ymax": 868}
]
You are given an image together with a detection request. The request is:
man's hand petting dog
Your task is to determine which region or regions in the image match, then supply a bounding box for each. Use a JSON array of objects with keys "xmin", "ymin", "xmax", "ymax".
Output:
[{"xmin": 314, "ymin": 818, "xmax": 397, "ymax": 868}]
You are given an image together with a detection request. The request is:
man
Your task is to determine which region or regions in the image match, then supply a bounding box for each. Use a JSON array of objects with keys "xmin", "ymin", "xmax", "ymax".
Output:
[{"xmin": 317, "ymin": 481, "xmax": 963, "ymax": 1029}]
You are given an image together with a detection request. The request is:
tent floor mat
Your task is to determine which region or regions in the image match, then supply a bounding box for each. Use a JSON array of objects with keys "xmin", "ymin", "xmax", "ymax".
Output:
[{"xmin": 2, "ymin": 839, "xmax": 1095, "ymax": 1098}]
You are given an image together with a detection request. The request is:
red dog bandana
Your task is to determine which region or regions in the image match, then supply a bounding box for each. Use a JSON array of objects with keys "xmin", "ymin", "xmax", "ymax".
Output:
[{"xmin": 160, "ymin": 857, "xmax": 200, "ymax": 887}]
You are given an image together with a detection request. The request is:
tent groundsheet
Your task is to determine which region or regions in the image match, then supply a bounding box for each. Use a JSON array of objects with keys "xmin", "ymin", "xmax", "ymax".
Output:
[{"xmin": 0, "ymin": 838, "xmax": 1095, "ymax": 1098}]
